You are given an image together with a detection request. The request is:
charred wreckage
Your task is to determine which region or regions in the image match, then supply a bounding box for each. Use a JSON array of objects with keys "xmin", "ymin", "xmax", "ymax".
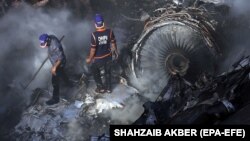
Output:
[
  {"xmin": 2, "ymin": 0, "xmax": 250, "ymax": 141},
  {"xmin": 129, "ymin": 0, "xmax": 250, "ymax": 125}
]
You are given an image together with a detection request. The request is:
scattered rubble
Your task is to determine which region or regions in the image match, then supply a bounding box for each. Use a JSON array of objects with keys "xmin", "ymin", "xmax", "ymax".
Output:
[
  {"xmin": 134, "ymin": 56, "xmax": 250, "ymax": 125},
  {"xmin": 10, "ymin": 77, "xmax": 140, "ymax": 140},
  {"xmin": 1, "ymin": 0, "xmax": 250, "ymax": 140}
]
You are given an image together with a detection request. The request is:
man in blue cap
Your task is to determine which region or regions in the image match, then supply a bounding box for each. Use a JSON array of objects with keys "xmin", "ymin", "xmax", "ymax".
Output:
[
  {"xmin": 39, "ymin": 33, "xmax": 70, "ymax": 105},
  {"xmin": 86, "ymin": 14, "xmax": 118, "ymax": 94}
]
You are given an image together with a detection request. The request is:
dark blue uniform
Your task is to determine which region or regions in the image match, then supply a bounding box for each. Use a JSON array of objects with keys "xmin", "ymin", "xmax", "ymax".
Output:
[
  {"xmin": 91, "ymin": 28, "xmax": 116, "ymax": 62},
  {"xmin": 90, "ymin": 29, "xmax": 116, "ymax": 91}
]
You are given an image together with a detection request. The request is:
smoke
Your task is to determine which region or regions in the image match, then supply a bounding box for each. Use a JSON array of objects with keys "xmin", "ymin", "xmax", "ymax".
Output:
[
  {"xmin": 6, "ymin": 0, "xmax": 250, "ymax": 139},
  {"xmin": 66, "ymin": 119, "xmax": 84, "ymax": 141},
  {"xmin": 0, "ymin": 4, "xmax": 93, "ymax": 89},
  {"xmin": 0, "ymin": 3, "xmax": 93, "ymax": 134},
  {"xmin": 106, "ymin": 94, "xmax": 144, "ymax": 124},
  {"xmin": 129, "ymin": 71, "xmax": 166, "ymax": 102},
  {"xmin": 228, "ymin": 0, "xmax": 250, "ymax": 16},
  {"xmin": 218, "ymin": 0, "xmax": 250, "ymax": 72},
  {"xmin": 0, "ymin": 1, "xmax": 129, "ymax": 138},
  {"xmin": 96, "ymin": 84, "xmax": 146, "ymax": 124}
]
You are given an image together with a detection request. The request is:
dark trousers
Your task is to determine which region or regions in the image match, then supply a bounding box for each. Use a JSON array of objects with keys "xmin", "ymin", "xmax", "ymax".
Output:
[
  {"xmin": 91, "ymin": 60, "xmax": 112, "ymax": 90},
  {"xmin": 51, "ymin": 67, "xmax": 69, "ymax": 100}
]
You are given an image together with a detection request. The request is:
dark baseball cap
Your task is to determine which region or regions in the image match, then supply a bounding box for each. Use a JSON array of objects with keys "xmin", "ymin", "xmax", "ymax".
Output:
[{"xmin": 95, "ymin": 14, "xmax": 104, "ymax": 27}]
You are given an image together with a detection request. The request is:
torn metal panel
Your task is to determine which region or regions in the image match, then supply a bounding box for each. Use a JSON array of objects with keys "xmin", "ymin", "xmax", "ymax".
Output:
[{"xmin": 134, "ymin": 56, "xmax": 250, "ymax": 125}]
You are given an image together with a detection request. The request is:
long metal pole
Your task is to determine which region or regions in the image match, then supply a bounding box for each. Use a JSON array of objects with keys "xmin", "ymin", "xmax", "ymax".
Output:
[{"xmin": 23, "ymin": 35, "xmax": 65, "ymax": 90}]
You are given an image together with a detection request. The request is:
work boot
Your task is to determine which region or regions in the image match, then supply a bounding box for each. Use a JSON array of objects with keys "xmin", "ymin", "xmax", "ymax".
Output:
[
  {"xmin": 95, "ymin": 87, "xmax": 106, "ymax": 94},
  {"xmin": 106, "ymin": 89, "xmax": 112, "ymax": 94},
  {"xmin": 105, "ymin": 85, "xmax": 112, "ymax": 94},
  {"xmin": 46, "ymin": 98, "xmax": 59, "ymax": 105}
]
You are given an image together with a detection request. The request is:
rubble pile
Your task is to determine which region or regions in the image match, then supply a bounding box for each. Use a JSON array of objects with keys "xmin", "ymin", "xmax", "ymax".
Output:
[
  {"xmin": 134, "ymin": 56, "xmax": 250, "ymax": 125},
  {"xmin": 10, "ymin": 80, "xmax": 139, "ymax": 140}
]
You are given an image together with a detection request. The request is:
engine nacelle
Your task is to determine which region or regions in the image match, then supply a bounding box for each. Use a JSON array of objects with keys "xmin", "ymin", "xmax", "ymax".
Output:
[{"xmin": 130, "ymin": 4, "xmax": 222, "ymax": 98}]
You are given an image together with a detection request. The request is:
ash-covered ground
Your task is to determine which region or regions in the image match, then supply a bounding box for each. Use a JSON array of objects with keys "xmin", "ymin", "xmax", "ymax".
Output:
[{"xmin": 0, "ymin": 0, "xmax": 250, "ymax": 141}]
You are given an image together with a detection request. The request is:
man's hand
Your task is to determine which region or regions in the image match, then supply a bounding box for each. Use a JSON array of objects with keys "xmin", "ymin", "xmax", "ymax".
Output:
[
  {"xmin": 86, "ymin": 57, "xmax": 92, "ymax": 64},
  {"xmin": 51, "ymin": 66, "xmax": 57, "ymax": 76},
  {"xmin": 86, "ymin": 48, "xmax": 95, "ymax": 64},
  {"xmin": 111, "ymin": 43, "xmax": 118, "ymax": 60},
  {"xmin": 114, "ymin": 51, "xmax": 119, "ymax": 60},
  {"xmin": 51, "ymin": 60, "xmax": 61, "ymax": 76}
]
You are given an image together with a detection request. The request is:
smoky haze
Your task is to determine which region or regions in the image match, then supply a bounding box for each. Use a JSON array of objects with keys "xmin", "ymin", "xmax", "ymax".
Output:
[
  {"xmin": 0, "ymin": 3, "xmax": 93, "ymax": 133},
  {"xmin": 1, "ymin": 0, "xmax": 250, "ymax": 139},
  {"xmin": 218, "ymin": 0, "xmax": 250, "ymax": 72},
  {"xmin": 229, "ymin": 0, "xmax": 250, "ymax": 16},
  {"xmin": 0, "ymin": 1, "xmax": 129, "ymax": 138}
]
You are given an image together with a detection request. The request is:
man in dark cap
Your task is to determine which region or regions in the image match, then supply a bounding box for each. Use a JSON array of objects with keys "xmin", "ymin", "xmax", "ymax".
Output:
[
  {"xmin": 39, "ymin": 33, "xmax": 70, "ymax": 105},
  {"xmin": 86, "ymin": 14, "xmax": 118, "ymax": 94}
]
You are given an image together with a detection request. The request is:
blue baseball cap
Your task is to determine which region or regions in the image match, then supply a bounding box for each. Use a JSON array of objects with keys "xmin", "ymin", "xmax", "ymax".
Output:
[
  {"xmin": 95, "ymin": 14, "xmax": 104, "ymax": 27},
  {"xmin": 39, "ymin": 33, "xmax": 48, "ymax": 45}
]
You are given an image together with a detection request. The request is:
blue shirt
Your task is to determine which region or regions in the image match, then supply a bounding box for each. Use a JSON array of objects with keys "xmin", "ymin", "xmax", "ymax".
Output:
[{"xmin": 48, "ymin": 35, "xmax": 66, "ymax": 67}]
